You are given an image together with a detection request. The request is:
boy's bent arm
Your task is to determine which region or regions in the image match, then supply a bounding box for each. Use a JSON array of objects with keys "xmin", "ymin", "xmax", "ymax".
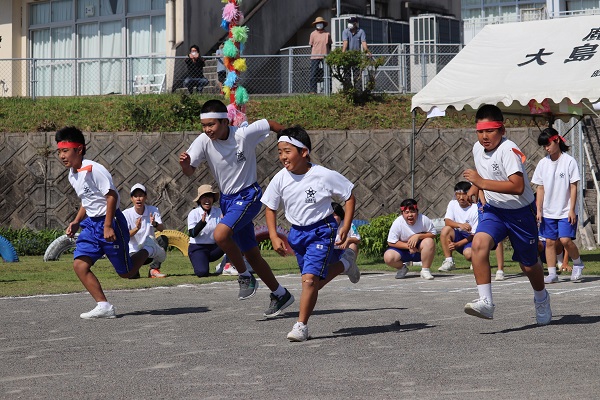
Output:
[
  {"xmin": 265, "ymin": 207, "xmax": 287, "ymax": 256},
  {"xmin": 267, "ymin": 120, "xmax": 285, "ymax": 134},
  {"xmin": 179, "ymin": 152, "xmax": 196, "ymax": 176},
  {"xmin": 337, "ymin": 194, "xmax": 356, "ymax": 245},
  {"xmin": 464, "ymin": 169, "xmax": 525, "ymax": 195},
  {"xmin": 104, "ymin": 190, "xmax": 118, "ymax": 242}
]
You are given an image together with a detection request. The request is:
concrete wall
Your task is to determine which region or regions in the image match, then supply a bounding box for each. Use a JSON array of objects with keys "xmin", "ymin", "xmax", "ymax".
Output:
[{"xmin": 0, "ymin": 128, "xmax": 568, "ymax": 235}]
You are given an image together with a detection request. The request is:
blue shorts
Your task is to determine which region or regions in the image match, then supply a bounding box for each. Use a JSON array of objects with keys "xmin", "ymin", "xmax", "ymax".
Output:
[
  {"xmin": 539, "ymin": 217, "xmax": 577, "ymax": 240},
  {"xmin": 288, "ymin": 215, "xmax": 338, "ymax": 279},
  {"xmin": 453, "ymin": 229, "xmax": 473, "ymax": 254},
  {"xmin": 386, "ymin": 241, "xmax": 423, "ymax": 263},
  {"xmin": 74, "ymin": 209, "xmax": 134, "ymax": 275},
  {"xmin": 219, "ymin": 183, "xmax": 262, "ymax": 252},
  {"xmin": 476, "ymin": 202, "xmax": 539, "ymax": 266}
]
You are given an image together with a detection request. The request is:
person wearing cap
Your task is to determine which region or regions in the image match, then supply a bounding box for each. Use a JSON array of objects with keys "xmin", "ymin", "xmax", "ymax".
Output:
[
  {"xmin": 187, "ymin": 184, "xmax": 226, "ymax": 277},
  {"xmin": 342, "ymin": 17, "xmax": 369, "ymax": 53},
  {"xmin": 123, "ymin": 183, "xmax": 167, "ymax": 278},
  {"xmin": 55, "ymin": 126, "xmax": 149, "ymax": 319},
  {"xmin": 179, "ymin": 99, "xmax": 295, "ymax": 318},
  {"xmin": 309, "ymin": 16, "xmax": 332, "ymax": 93}
]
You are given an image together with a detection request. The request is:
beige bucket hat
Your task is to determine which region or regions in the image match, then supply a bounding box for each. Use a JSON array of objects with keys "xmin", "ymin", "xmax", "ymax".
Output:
[{"xmin": 194, "ymin": 184, "xmax": 220, "ymax": 203}]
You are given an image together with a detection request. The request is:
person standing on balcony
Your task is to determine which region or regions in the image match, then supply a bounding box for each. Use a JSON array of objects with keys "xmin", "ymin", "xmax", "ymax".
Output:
[
  {"xmin": 309, "ymin": 16, "xmax": 332, "ymax": 94},
  {"xmin": 184, "ymin": 44, "xmax": 209, "ymax": 94}
]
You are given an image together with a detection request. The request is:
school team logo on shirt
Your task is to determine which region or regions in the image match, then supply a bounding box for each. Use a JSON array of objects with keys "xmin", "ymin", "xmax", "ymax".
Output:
[
  {"xmin": 305, "ymin": 187, "xmax": 316, "ymax": 203},
  {"xmin": 491, "ymin": 162, "xmax": 501, "ymax": 176},
  {"xmin": 83, "ymin": 185, "xmax": 92, "ymax": 195},
  {"xmin": 236, "ymin": 150, "xmax": 246, "ymax": 163},
  {"xmin": 559, "ymin": 172, "xmax": 565, "ymax": 178}
]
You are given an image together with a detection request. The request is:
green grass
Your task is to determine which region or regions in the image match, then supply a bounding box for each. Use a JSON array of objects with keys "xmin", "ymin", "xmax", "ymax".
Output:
[
  {"xmin": 2, "ymin": 249, "xmax": 600, "ymax": 298},
  {"xmin": 0, "ymin": 93, "xmax": 475, "ymax": 133}
]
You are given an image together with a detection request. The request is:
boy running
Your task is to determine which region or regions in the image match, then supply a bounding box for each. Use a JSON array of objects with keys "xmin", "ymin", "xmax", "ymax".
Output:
[
  {"xmin": 56, "ymin": 126, "xmax": 148, "ymax": 319},
  {"xmin": 179, "ymin": 100, "xmax": 294, "ymax": 317},
  {"xmin": 462, "ymin": 104, "xmax": 551, "ymax": 325}
]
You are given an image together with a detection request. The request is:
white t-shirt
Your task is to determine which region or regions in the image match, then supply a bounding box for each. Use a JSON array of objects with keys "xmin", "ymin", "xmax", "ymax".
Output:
[
  {"xmin": 444, "ymin": 199, "xmax": 479, "ymax": 233},
  {"xmin": 68, "ymin": 159, "xmax": 119, "ymax": 218},
  {"xmin": 473, "ymin": 138, "xmax": 535, "ymax": 209},
  {"xmin": 335, "ymin": 221, "xmax": 360, "ymax": 249},
  {"xmin": 187, "ymin": 206, "xmax": 222, "ymax": 244},
  {"xmin": 123, "ymin": 205, "xmax": 162, "ymax": 253},
  {"xmin": 387, "ymin": 214, "xmax": 436, "ymax": 243},
  {"xmin": 261, "ymin": 164, "xmax": 354, "ymax": 226},
  {"xmin": 531, "ymin": 152, "xmax": 580, "ymax": 218},
  {"xmin": 186, "ymin": 119, "xmax": 270, "ymax": 195}
]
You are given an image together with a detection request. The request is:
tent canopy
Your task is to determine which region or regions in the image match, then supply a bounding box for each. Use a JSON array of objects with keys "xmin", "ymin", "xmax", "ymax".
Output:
[{"xmin": 411, "ymin": 15, "xmax": 600, "ymax": 123}]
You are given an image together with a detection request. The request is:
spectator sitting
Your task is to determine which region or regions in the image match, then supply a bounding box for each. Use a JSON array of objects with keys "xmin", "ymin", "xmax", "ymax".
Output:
[{"xmin": 184, "ymin": 44, "xmax": 209, "ymax": 94}]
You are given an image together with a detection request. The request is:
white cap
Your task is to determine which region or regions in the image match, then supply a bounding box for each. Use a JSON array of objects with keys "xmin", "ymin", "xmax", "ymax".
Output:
[{"xmin": 130, "ymin": 183, "xmax": 147, "ymax": 195}]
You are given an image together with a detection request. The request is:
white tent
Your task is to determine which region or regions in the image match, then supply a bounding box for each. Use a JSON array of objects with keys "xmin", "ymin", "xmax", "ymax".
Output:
[
  {"xmin": 411, "ymin": 15, "xmax": 600, "ymax": 123},
  {"xmin": 410, "ymin": 16, "xmax": 600, "ymax": 245}
]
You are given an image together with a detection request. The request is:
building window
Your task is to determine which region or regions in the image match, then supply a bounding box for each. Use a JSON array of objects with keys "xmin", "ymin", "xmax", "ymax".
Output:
[{"xmin": 29, "ymin": 0, "xmax": 165, "ymax": 96}]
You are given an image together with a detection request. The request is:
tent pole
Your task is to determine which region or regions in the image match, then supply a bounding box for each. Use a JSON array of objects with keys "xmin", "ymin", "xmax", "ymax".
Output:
[{"xmin": 411, "ymin": 110, "xmax": 416, "ymax": 198}]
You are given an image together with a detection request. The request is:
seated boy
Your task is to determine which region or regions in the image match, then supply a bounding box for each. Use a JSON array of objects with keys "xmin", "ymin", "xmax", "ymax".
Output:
[
  {"xmin": 439, "ymin": 181, "xmax": 478, "ymax": 272},
  {"xmin": 383, "ymin": 199, "xmax": 437, "ymax": 280},
  {"xmin": 122, "ymin": 183, "xmax": 167, "ymax": 278}
]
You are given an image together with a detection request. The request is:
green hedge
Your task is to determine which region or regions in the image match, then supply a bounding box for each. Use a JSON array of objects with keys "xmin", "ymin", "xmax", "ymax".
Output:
[{"xmin": 0, "ymin": 228, "xmax": 64, "ymax": 256}]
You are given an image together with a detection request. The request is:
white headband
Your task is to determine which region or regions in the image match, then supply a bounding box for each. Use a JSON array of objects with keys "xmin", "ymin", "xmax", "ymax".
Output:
[
  {"xmin": 278, "ymin": 136, "xmax": 310, "ymax": 154},
  {"xmin": 200, "ymin": 112, "xmax": 229, "ymax": 119}
]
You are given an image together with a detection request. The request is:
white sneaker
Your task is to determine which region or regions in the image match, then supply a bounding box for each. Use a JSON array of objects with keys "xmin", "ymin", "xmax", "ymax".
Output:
[
  {"xmin": 438, "ymin": 259, "xmax": 455, "ymax": 272},
  {"xmin": 222, "ymin": 263, "xmax": 239, "ymax": 276},
  {"xmin": 495, "ymin": 270, "xmax": 505, "ymax": 281},
  {"xmin": 143, "ymin": 236, "xmax": 166, "ymax": 263},
  {"xmin": 395, "ymin": 265, "xmax": 409, "ymax": 279},
  {"xmin": 341, "ymin": 248, "xmax": 360, "ymax": 283},
  {"xmin": 571, "ymin": 265, "xmax": 584, "ymax": 282},
  {"xmin": 80, "ymin": 304, "xmax": 116, "ymax": 319},
  {"xmin": 464, "ymin": 298, "xmax": 495, "ymax": 319},
  {"xmin": 420, "ymin": 269, "xmax": 434, "ymax": 280},
  {"xmin": 287, "ymin": 322, "xmax": 309, "ymax": 342},
  {"xmin": 469, "ymin": 264, "xmax": 473, "ymax": 270},
  {"xmin": 544, "ymin": 274, "xmax": 558, "ymax": 284},
  {"xmin": 534, "ymin": 290, "xmax": 552, "ymax": 325}
]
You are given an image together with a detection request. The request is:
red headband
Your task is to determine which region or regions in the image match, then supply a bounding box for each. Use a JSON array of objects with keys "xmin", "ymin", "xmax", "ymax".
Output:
[
  {"xmin": 57, "ymin": 141, "xmax": 84, "ymax": 149},
  {"xmin": 548, "ymin": 134, "xmax": 566, "ymax": 143},
  {"xmin": 401, "ymin": 205, "xmax": 418, "ymax": 211},
  {"xmin": 476, "ymin": 121, "xmax": 504, "ymax": 130}
]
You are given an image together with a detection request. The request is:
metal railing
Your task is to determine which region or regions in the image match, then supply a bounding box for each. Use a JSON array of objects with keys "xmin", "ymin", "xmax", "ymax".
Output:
[{"xmin": 0, "ymin": 44, "xmax": 461, "ymax": 98}]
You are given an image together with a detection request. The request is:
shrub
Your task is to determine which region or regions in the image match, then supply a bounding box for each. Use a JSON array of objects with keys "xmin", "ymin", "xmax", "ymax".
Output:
[
  {"xmin": 357, "ymin": 213, "xmax": 398, "ymax": 258},
  {"xmin": 0, "ymin": 227, "xmax": 64, "ymax": 256},
  {"xmin": 325, "ymin": 48, "xmax": 385, "ymax": 104}
]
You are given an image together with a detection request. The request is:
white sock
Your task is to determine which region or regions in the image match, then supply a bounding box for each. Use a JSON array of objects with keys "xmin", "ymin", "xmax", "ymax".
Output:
[
  {"xmin": 477, "ymin": 283, "xmax": 493, "ymax": 303},
  {"xmin": 445, "ymin": 257, "xmax": 453, "ymax": 262},
  {"xmin": 534, "ymin": 289, "xmax": 547, "ymax": 302},
  {"xmin": 98, "ymin": 301, "xmax": 111, "ymax": 309},
  {"xmin": 572, "ymin": 257, "xmax": 583, "ymax": 266},
  {"xmin": 272, "ymin": 285, "xmax": 286, "ymax": 298},
  {"xmin": 341, "ymin": 257, "xmax": 351, "ymax": 272},
  {"xmin": 421, "ymin": 267, "xmax": 431, "ymax": 272},
  {"xmin": 547, "ymin": 267, "xmax": 557, "ymax": 276}
]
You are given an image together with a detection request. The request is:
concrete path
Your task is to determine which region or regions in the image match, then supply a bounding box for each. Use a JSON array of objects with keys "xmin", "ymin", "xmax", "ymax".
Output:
[{"xmin": 1, "ymin": 270, "xmax": 599, "ymax": 399}]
